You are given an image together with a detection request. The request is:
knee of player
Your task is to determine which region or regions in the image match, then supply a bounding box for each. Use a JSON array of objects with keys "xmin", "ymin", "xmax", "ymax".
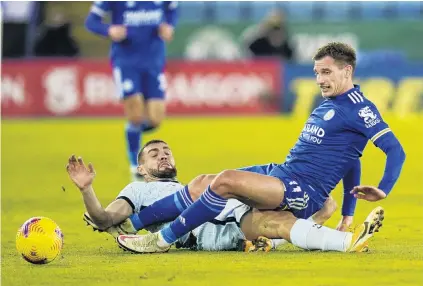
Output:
[
  {"xmin": 192, "ymin": 174, "xmax": 213, "ymax": 185},
  {"xmin": 189, "ymin": 174, "xmax": 207, "ymax": 199},
  {"xmin": 210, "ymin": 170, "xmax": 237, "ymax": 196},
  {"xmin": 188, "ymin": 174, "xmax": 214, "ymax": 200}
]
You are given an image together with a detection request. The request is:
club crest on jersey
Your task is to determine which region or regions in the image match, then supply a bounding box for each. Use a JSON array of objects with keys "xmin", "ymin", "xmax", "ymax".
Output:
[
  {"xmin": 358, "ymin": 106, "xmax": 380, "ymax": 128},
  {"xmin": 324, "ymin": 109, "xmax": 335, "ymax": 121}
]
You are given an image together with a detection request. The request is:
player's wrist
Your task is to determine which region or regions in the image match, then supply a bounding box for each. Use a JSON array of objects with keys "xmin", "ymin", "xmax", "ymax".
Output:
[
  {"xmin": 377, "ymin": 186, "xmax": 388, "ymax": 197},
  {"xmin": 80, "ymin": 185, "xmax": 93, "ymax": 193}
]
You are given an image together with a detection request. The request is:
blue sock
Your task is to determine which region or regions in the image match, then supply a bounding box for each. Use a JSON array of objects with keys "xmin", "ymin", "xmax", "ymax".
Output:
[
  {"xmin": 125, "ymin": 122, "xmax": 142, "ymax": 167},
  {"xmin": 160, "ymin": 186, "xmax": 227, "ymax": 244},
  {"xmin": 141, "ymin": 120, "xmax": 157, "ymax": 132},
  {"xmin": 129, "ymin": 186, "xmax": 194, "ymax": 230}
]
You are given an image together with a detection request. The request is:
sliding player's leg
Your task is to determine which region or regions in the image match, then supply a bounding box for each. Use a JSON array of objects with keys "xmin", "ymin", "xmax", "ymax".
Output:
[
  {"xmin": 241, "ymin": 196, "xmax": 338, "ymax": 251},
  {"xmin": 125, "ymin": 164, "xmax": 277, "ymax": 232},
  {"xmin": 117, "ymin": 165, "xmax": 384, "ymax": 253},
  {"xmin": 239, "ymin": 205, "xmax": 384, "ymax": 253},
  {"xmin": 125, "ymin": 174, "xmax": 217, "ymax": 232},
  {"xmin": 154, "ymin": 170, "xmax": 283, "ymax": 248},
  {"xmin": 117, "ymin": 170, "xmax": 285, "ymax": 252},
  {"xmin": 120, "ymin": 163, "xmax": 326, "ymax": 234}
]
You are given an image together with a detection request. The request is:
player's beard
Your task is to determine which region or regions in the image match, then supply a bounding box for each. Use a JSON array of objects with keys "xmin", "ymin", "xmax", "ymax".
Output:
[{"xmin": 149, "ymin": 165, "xmax": 177, "ymax": 179}]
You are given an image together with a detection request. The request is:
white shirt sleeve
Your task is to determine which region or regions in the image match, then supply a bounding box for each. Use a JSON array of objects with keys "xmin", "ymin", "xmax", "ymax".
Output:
[{"xmin": 116, "ymin": 182, "xmax": 147, "ymax": 213}]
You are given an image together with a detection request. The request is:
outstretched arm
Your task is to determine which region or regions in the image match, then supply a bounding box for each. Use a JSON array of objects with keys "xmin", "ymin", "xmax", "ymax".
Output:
[
  {"xmin": 81, "ymin": 186, "xmax": 132, "ymax": 230},
  {"xmin": 66, "ymin": 155, "xmax": 132, "ymax": 230},
  {"xmin": 348, "ymin": 103, "xmax": 406, "ymax": 202},
  {"xmin": 351, "ymin": 132, "xmax": 406, "ymax": 201}
]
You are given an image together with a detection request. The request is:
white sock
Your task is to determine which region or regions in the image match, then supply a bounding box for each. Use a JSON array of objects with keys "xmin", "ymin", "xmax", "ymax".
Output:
[
  {"xmin": 271, "ymin": 239, "xmax": 288, "ymax": 249},
  {"xmin": 290, "ymin": 219, "xmax": 352, "ymax": 252},
  {"xmin": 271, "ymin": 217, "xmax": 316, "ymax": 249},
  {"xmin": 157, "ymin": 232, "xmax": 171, "ymax": 248}
]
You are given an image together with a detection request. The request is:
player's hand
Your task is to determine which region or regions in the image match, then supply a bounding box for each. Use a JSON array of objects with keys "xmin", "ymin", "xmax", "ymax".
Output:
[
  {"xmin": 108, "ymin": 25, "xmax": 127, "ymax": 42},
  {"xmin": 158, "ymin": 23, "xmax": 174, "ymax": 42},
  {"xmin": 66, "ymin": 155, "xmax": 96, "ymax": 191},
  {"xmin": 336, "ymin": 216, "xmax": 353, "ymax": 231},
  {"xmin": 350, "ymin": 185, "xmax": 387, "ymax": 202}
]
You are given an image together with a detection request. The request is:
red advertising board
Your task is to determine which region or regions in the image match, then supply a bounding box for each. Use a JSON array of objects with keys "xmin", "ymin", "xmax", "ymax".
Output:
[{"xmin": 1, "ymin": 59, "xmax": 282, "ymax": 117}]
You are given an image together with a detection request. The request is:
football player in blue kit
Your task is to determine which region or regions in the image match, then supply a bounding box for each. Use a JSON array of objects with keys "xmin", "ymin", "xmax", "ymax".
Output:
[
  {"xmin": 85, "ymin": 1, "xmax": 178, "ymax": 180},
  {"xmin": 115, "ymin": 42, "xmax": 405, "ymax": 254}
]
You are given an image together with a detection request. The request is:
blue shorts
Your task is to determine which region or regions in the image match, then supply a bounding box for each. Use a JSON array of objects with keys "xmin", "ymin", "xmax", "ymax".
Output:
[
  {"xmin": 238, "ymin": 164, "xmax": 323, "ymax": 219},
  {"xmin": 112, "ymin": 66, "xmax": 166, "ymax": 100}
]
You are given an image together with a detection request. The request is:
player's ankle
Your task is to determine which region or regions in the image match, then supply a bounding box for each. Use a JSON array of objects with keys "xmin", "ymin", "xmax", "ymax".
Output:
[
  {"xmin": 157, "ymin": 231, "xmax": 171, "ymax": 248},
  {"xmin": 343, "ymin": 232, "xmax": 353, "ymax": 252}
]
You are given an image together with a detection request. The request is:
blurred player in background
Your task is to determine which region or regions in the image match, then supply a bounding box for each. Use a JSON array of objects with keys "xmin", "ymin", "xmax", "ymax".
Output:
[
  {"xmin": 115, "ymin": 42, "xmax": 405, "ymax": 254},
  {"xmin": 84, "ymin": 1, "xmax": 178, "ymax": 180},
  {"xmin": 66, "ymin": 140, "xmax": 338, "ymax": 252}
]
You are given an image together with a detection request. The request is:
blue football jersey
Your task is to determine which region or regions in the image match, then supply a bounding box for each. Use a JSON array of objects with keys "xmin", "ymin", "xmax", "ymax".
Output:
[
  {"xmin": 280, "ymin": 85, "xmax": 391, "ymax": 205},
  {"xmin": 90, "ymin": 1, "xmax": 178, "ymax": 70}
]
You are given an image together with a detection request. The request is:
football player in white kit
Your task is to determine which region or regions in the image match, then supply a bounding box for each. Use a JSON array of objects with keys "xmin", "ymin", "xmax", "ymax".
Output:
[{"xmin": 67, "ymin": 140, "xmax": 337, "ymax": 252}]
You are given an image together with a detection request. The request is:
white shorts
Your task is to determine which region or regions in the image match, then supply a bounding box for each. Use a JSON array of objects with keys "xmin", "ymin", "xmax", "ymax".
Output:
[{"xmin": 193, "ymin": 199, "xmax": 251, "ymax": 251}]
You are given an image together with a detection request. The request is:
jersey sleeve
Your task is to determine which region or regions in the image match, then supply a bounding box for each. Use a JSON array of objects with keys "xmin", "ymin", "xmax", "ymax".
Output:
[
  {"xmin": 163, "ymin": 1, "xmax": 179, "ymax": 27},
  {"xmin": 341, "ymin": 159, "xmax": 360, "ymax": 216},
  {"xmin": 348, "ymin": 102, "xmax": 391, "ymax": 146},
  {"xmin": 116, "ymin": 182, "xmax": 146, "ymax": 213},
  {"xmin": 347, "ymin": 100, "xmax": 406, "ymax": 196},
  {"xmin": 85, "ymin": 1, "xmax": 111, "ymax": 37},
  {"xmin": 90, "ymin": 1, "xmax": 111, "ymax": 17}
]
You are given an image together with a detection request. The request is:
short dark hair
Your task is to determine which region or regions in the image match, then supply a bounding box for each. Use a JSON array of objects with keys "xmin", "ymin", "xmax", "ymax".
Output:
[
  {"xmin": 137, "ymin": 139, "xmax": 168, "ymax": 164},
  {"xmin": 312, "ymin": 42, "xmax": 357, "ymax": 71}
]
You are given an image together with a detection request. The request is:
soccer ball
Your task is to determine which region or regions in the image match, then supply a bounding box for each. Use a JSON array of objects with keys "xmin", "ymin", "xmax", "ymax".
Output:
[{"xmin": 16, "ymin": 217, "xmax": 64, "ymax": 264}]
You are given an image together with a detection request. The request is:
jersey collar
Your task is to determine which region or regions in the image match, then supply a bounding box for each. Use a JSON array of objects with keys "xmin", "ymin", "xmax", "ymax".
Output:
[{"xmin": 328, "ymin": 84, "xmax": 361, "ymax": 100}]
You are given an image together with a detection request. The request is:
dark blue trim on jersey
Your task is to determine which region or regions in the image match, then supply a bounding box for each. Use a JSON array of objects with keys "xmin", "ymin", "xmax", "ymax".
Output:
[
  {"xmin": 85, "ymin": 12, "xmax": 110, "ymax": 37},
  {"xmin": 116, "ymin": 196, "xmax": 136, "ymax": 212},
  {"xmin": 374, "ymin": 132, "xmax": 406, "ymax": 195},
  {"xmin": 157, "ymin": 179, "xmax": 180, "ymax": 183},
  {"xmin": 342, "ymin": 159, "xmax": 360, "ymax": 216}
]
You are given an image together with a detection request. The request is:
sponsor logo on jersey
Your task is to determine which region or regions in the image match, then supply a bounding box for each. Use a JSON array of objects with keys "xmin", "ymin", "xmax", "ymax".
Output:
[
  {"xmin": 301, "ymin": 124, "xmax": 325, "ymax": 144},
  {"xmin": 123, "ymin": 9, "xmax": 162, "ymax": 26},
  {"xmin": 324, "ymin": 109, "xmax": 335, "ymax": 121},
  {"xmin": 358, "ymin": 106, "xmax": 380, "ymax": 128}
]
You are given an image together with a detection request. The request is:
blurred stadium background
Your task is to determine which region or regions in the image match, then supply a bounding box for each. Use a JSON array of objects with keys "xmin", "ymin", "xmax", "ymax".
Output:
[{"xmin": 1, "ymin": 1, "xmax": 423, "ymax": 286}]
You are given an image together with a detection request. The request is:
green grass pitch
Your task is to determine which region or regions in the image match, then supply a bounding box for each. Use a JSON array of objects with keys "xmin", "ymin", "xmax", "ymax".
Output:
[{"xmin": 2, "ymin": 115, "xmax": 423, "ymax": 286}]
